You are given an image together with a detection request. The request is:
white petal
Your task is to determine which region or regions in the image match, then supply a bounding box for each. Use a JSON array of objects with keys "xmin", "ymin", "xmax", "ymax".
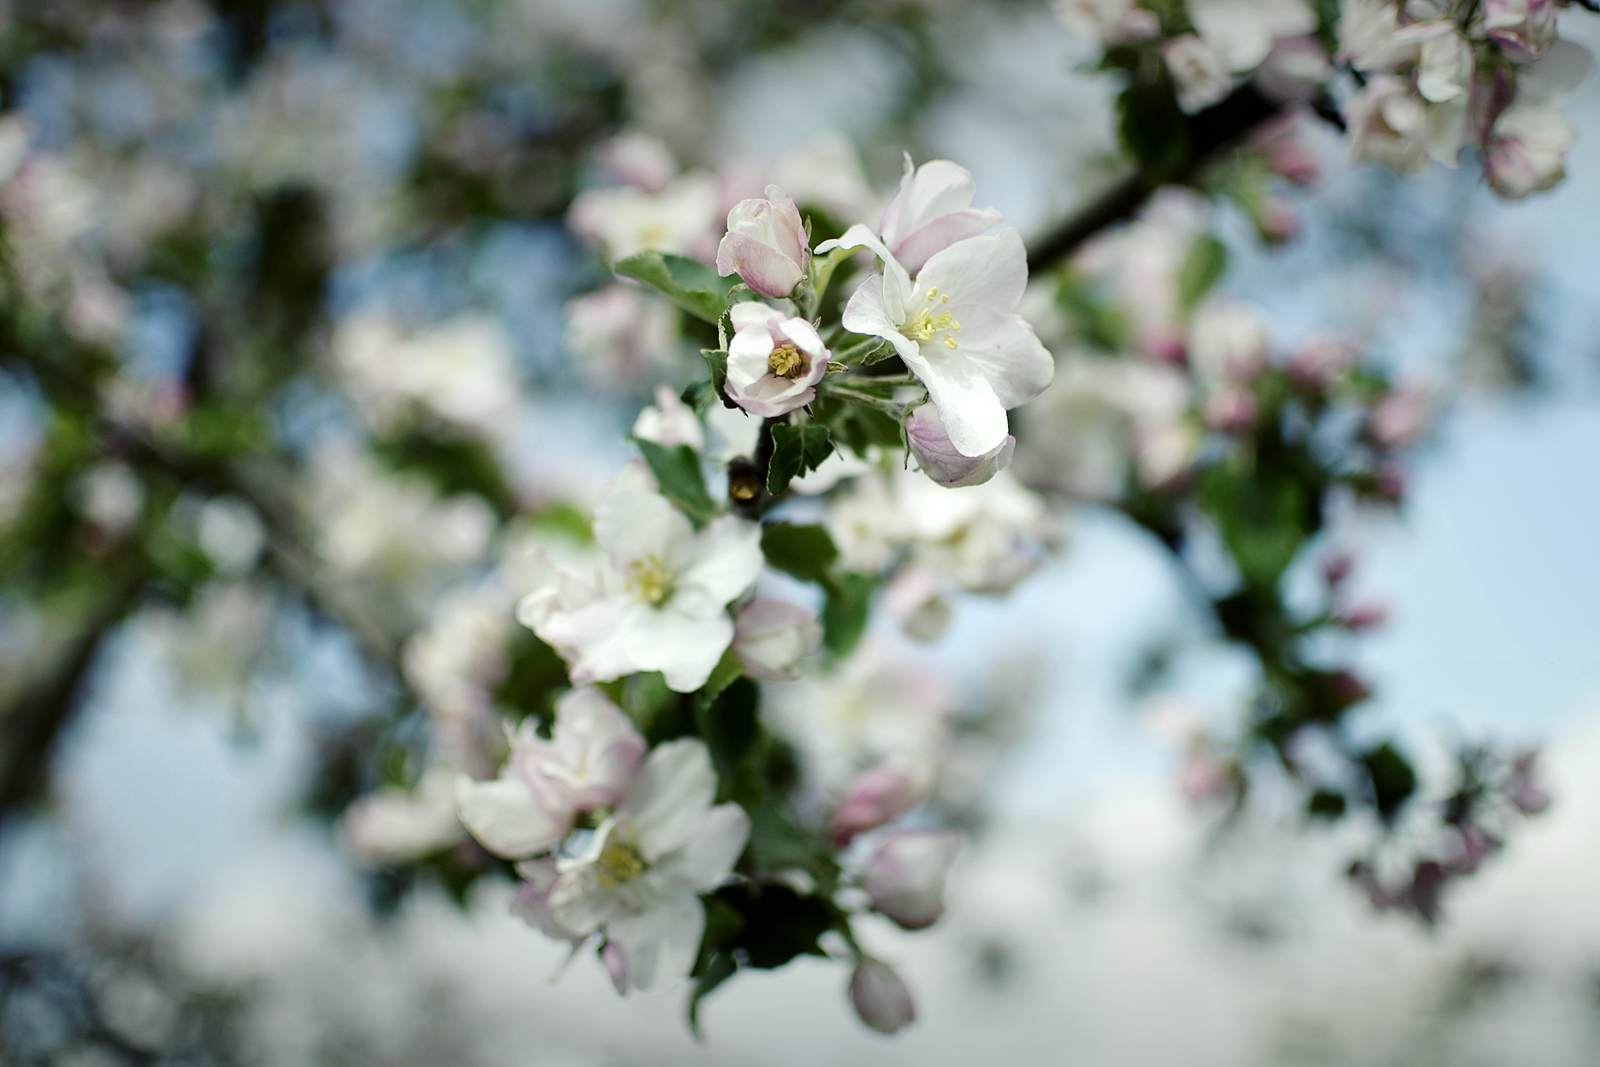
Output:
[
  {"xmin": 605, "ymin": 893, "xmax": 705, "ymax": 992},
  {"xmin": 840, "ymin": 275, "xmax": 919, "ymax": 361},
  {"xmin": 944, "ymin": 307, "xmax": 1055, "ymax": 409},
  {"xmin": 729, "ymin": 301, "xmax": 784, "ymax": 332},
  {"xmin": 660, "ymin": 803, "xmax": 750, "ymax": 892},
  {"xmin": 903, "ymin": 348, "xmax": 1009, "ymax": 457},
  {"xmin": 621, "ymin": 739, "xmax": 717, "ymax": 861},
  {"xmin": 677, "ymin": 515, "xmax": 764, "ymax": 610},
  {"xmin": 624, "ymin": 606, "xmax": 734, "ymax": 693},
  {"xmin": 594, "ymin": 489, "xmax": 694, "ymax": 572},
  {"xmin": 455, "ymin": 773, "xmax": 570, "ymax": 859},
  {"xmin": 539, "ymin": 594, "xmax": 653, "ymax": 685},
  {"xmin": 914, "ymin": 229, "xmax": 1029, "ymax": 316}
]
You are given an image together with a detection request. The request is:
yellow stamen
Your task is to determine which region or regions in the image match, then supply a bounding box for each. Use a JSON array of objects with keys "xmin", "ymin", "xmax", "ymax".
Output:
[
  {"xmin": 596, "ymin": 834, "xmax": 647, "ymax": 889},
  {"xmin": 768, "ymin": 342, "xmax": 807, "ymax": 379},
  {"xmin": 624, "ymin": 554, "xmax": 674, "ymax": 606},
  {"xmin": 903, "ymin": 290, "xmax": 962, "ymax": 349}
]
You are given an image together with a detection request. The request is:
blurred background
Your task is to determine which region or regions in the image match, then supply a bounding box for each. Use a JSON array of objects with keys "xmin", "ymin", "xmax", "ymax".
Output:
[{"xmin": 2, "ymin": 0, "xmax": 1600, "ymax": 1063}]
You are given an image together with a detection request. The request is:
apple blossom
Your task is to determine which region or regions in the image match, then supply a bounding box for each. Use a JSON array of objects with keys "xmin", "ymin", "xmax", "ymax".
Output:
[
  {"xmin": 724, "ymin": 303, "xmax": 830, "ymax": 417},
  {"xmin": 342, "ymin": 770, "xmax": 467, "ymax": 863},
  {"xmin": 1188, "ymin": 301, "xmax": 1269, "ymax": 383},
  {"xmin": 906, "ymin": 402, "xmax": 1015, "ymax": 488},
  {"xmin": 1186, "ymin": 0, "xmax": 1317, "ymax": 74},
  {"xmin": 519, "ymin": 476, "xmax": 764, "ymax": 692},
  {"xmin": 733, "ymin": 598, "xmax": 823, "ymax": 682},
  {"xmin": 546, "ymin": 740, "xmax": 750, "ymax": 992},
  {"xmin": 566, "ymin": 170, "xmax": 720, "ymax": 262},
  {"xmin": 850, "ymin": 958, "xmax": 916, "ymax": 1034},
  {"xmin": 455, "ymin": 686, "xmax": 645, "ymax": 858},
  {"xmin": 832, "ymin": 763, "xmax": 927, "ymax": 844},
  {"xmin": 861, "ymin": 829, "xmax": 961, "ymax": 930},
  {"xmin": 715, "ymin": 184, "xmax": 809, "ymax": 298},
  {"xmin": 1052, "ymin": 0, "xmax": 1160, "ymax": 46},
  {"xmin": 824, "ymin": 225, "xmax": 1053, "ymax": 458},
  {"xmin": 877, "ymin": 156, "xmax": 1003, "ymax": 274},
  {"xmin": 1485, "ymin": 0, "xmax": 1559, "ymax": 63},
  {"xmin": 1163, "ymin": 35, "xmax": 1233, "ymax": 114},
  {"xmin": 1484, "ymin": 101, "xmax": 1575, "ymax": 199},
  {"xmin": 632, "ymin": 384, "xmax": 705, "ymax": 451},
  {"xmin": 563, "ymin": 285, "xmax": 679, "ymax": 391},
  {"xmin": 1417, "ymin": 28, "xmax": 1472, "ymax": 105},
  {"xmin": 1344, "ymin": 76, "xmax": 1431, "ymax": 176}
]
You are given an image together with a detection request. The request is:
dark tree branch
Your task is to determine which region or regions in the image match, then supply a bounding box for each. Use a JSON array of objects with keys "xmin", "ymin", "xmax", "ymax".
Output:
[{"xmin": 1027, "ymin": 84, "xmax": 1285, "ymax": 273}]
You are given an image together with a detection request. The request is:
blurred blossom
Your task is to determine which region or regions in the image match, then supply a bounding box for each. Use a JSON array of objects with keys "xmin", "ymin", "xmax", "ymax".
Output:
[
  {"xmin": 1344, "ymin": 76, "xmax": 1432, "ymax": 176},
  {"xmin": 1187, "ymin": 0, "xmax": 1318, "ymax": 73},
  {"xmin": 197, "ymin": 497, "xmax": 266, "ymax": 574},
  {"xmin": 1287, "ymin": 335, "xmax": 1359, "ymax": 388},
  {"xmin": 342, "ymin": 770, "xmax": 466, "ymax": 864},
  {"xmin": 1163, "ymin": 35, "xmax": 1233, "ymax": 114},
  {"xmin": 1188, "ymin": 301, "xmax": 1269, "ymax": 384},
  {"xmin": 1254, "ymin": 36, "xmax": 1333, "ymax": 102},
  {"xmin": 75, "ymin": 463, "xmax": 145, "ymax": 536},
  {"xmin": 567, "ymin": 170, "xmax": 721, "ymax": 263},
  {"xmin": 832, "ymin": 763, "xmax": 929, "ymax": 844},
  {"xmin": 333, "ymin": 312, "xmax": 519, "ymax": 436},
  {"xmin": 1201, "ymin": 385, "xmax": 1258, "ymax": 432},
  {"xmin": 1484, "ymin": 101, "xmax": 1574, "ymax": 198},
  {"xmin": 147, "ymin": 580, "xmax": 276, "ymax": 696},
  {"xmin": 597, "ymin": 131, "xmax": 678, "ymax": 192},
  {"xmin": 1051, "ymin": 0, "xmax": 1160, "ymax": 47},
  {"xmin": 1368, "ymin": 381, "xmax": 1433, "ymax": 448},
  {"xmin": 632, "ymin": 384, "xmax": 705, "ymax": 451},
  {"xmin": 861, "ymin": 829, "xmax": 961, "ymax": 930},
  {"xmin": 765, "ymin": 131, "xmax": 879, "ymax": 226},
  {"xmin": 563, "ymin": 284, "xmax": 680, "ymax": 391},
  {"xmin": 733, "ymin": 598, "xmax": 823, "ymax": 682},
  {"xmin": 850, "ymin": 958, "xmax": 916, "ymax": 1034}
]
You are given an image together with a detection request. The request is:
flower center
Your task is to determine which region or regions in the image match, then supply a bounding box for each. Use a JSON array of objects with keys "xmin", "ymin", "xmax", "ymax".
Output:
[
  {"xmin": 624, "ymin": 554, "xmax": 675, "ymax": 606},
  {"xmin": 768, "ymin": 342, "xmax": 807, "ymax": 379},
  {"xmin": 596, "ymin": 834, "xmax": 647, "ymax": 889},
  {"xmin": 902, "ymin": 288, "xmax": 961, "ymax": 349}
]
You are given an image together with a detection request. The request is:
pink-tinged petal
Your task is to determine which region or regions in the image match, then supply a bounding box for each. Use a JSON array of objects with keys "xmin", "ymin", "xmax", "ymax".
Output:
[
  {"xmin": 454, "ymin": 772, "xmax": 571, "ymax": 859},
  {"xmin": 891, "ymin": 208, "xmax": 1004, "ymax": 275},
  {"xmin": 717, "ymin": 234, "xmax": 805, "ymax": 298},
  {"xmin": 903, "ymin": 347, "xmax": 1009, "ymax": 458},
  {"xmin": 733, "ymin": 598, "xmax": 823, "ymax": 681},
  {"xmin": 775, "ymin": 316, "xmax": 826, "ymax": 356},
  {"xmin": 906, "ymin": 402, "xmax": 1015, "ymax": 488},
  {"xmin": 601, "ymin": 940, "xmax": 630, "ymax": 994},
  {"xmin": 830, "ymin": 764, "xmax": 926, "ymax": 844},
  {"xmin": 729, "ymin": 301, "xmax": 785, "ymax": 332},
  {"xmin": 850, "ymin": 959, "xmax": 916, "ymax": 1034},
  {"xmin": 604, "ymin": 891, "xmax": 704, "ymax": 992},
  {"xmin": 861, "ymin": 829, "xmax": 961, "ymax": 930},
  {"xmin": 621, "ymin": 739, "xmax": 718, "ymax": 860},
  {"xmin": 915, "ymin": 229, "xmax": 1029, "ymax": 315}
]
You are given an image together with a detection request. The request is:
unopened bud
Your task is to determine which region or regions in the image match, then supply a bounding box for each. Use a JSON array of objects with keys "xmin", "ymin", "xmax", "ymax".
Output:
[{"xmin": 849, "ymin": 958, "xmax": 916, "ymax": 1035}]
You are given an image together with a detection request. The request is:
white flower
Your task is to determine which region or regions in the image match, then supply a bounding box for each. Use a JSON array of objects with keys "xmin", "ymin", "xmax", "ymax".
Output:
[
  {"xmin": 546, "ymin": 739, "xmax": 750, "ymax": 993},
  {"xmin": 1485, "ymin": 0, "xmax": 1558, "ymax": 63},
  {"xmin": 715, "ymin": 185, "xmax": 809, "ymax": 299},
  {"xmin": 1163, "ymin": 35, "xmax": 1233, "ymax": 114},
  {"xmin": 1186, "ymin": 0, "xmax": 1316, "ymax": 73},
  {"xmin": 831, "ymin": 764, "xmax": 928, "ymax": 843},
  {"xmin": 333, "ymin": 312, "xmax": 519, "ymax": 436},
  {"xmin": 564, "ymin": 285, "xmax": 679, "ymax": 392},
  {"xmin": 895, "ymin": 469, "xmax": 1053, "ymax": 595},
  {"xmin": 1336, "ymin": 0, "xmax": 1438, "ymax": 71},
  {"xmin": 861, "ymin": 829, "xmax": 961, "ymax": 930},
  {"xmin": 1188, "ymin": 301, "xmax": 1269, "ymax": 383},
  {"xmin": 875, "ymin": 156, "xmax": 1004, "ymax": 275},
  {"xmin": 1052, "ymin": 0, "xmax": 1160, "ymax": 46},
  {"xmin": 767, "ymin": 131, "xmax": 879, "ymax": 226},
  {"xmin": 456, "ymin": 686, "xmax": 646, "ymax": 858},
  {"xmin": 1416, "ymin": 27, "xmax": 1472, "ymax": 104},
  {"xmin": 567, "ymin": 170, "xmax": 720, "ymax": 263},
  {"xmin": 850, "ymin": 958, "xmax": 916, "ymax": 1034},
  {"xmin": 597, "ymin": 131, "xmax": 678, "ymax": 192},
  {"xmin": 632, "ymin": 384, "xmax": 705, "ymax": 451},
  {"xmin": 733, "ymin": 599, "xmax": 823, "ymax": 682},
  {"xmin": 906, "ymin": 401, "xmax": 1014, "ymax": 488},
  {"xmin": 1344, "ymin": 76, "xmax": 1431, "ymax": 175},
  {"xmin": 343, "ymin": 770, "xmax": 466, "ymax": 863},
  {"xmin": 519, "ymin": 476, "xmax": 764, "ymax": 692},
  {"xmin": 725, "ymin": 304, "xmax": 830, "ymax": 417},
  {"xmin": 824, "ymin": 225, "xmax": 1053, "ymax": 458},
  {"xmin": 1484, "ymin": 101, "xmax": 1575, "ymax": 199}
]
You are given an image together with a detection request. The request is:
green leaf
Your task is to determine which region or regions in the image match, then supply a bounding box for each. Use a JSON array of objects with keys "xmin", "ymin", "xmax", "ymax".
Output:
[
  {"xmin": 1177, "ymin": 234, "xmax": 1228, "ymax": 312},
  {"xmin": 693, "ymin": 648, "xmax": 745, "ymax": 713},
  {"xmin": 1362, "ymin": 743, "xmax": 1417, "ymax": 823},
  {"xmin": 1117, "ymin": 81, "xmax": 1189, "ymax": 179},
  {"xmin": 636, "ymin": 439, "xmax": 718, "ymax": 527},
  {"xmin": 699, "ymin": 349, "xmax": 731, "ymax": 407},
  {"xmin": 821, "ymin": 572, "xmax": 875, "ymax": 656},
  {"xmin": 766, "ymin": 422, "xmax": 834, "ymax": 496},
  {"xmin": 746, "ymin": 793, "xmax": 818, "ymax": 870},
  {"xmin": 694, "ymin": 677, "xmax": 760, "ymax": 783},
  {"xmin": 614, "ymin": 251, "xmax": 732, "ymax": 323},
  {"xmin": 1201, "ymin": 464, "xmax": 1311, "ymax": 591},
  {"xmin": 687, "ymin": 950, "xmax": 738, "ymax": 1038},
  {"xmin": 687, "ymin": 894, "xmax": 747, "ymax": 1037},
  {"xmin": 709, "ymin": 883, "xmax": 833, "ymax": 970},
  {"xmin": 759, "ymin": 523, "xmax": 839, "ymax": 585},
  {"xmin": 681, "ymin": 379, "xmax": 718, "ymax": 416}
]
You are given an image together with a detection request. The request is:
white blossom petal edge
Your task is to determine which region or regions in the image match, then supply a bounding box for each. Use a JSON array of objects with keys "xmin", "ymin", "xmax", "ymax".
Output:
[
  {"xmin": 521, "ymin": 482, "xmax": 764, "ymax": 692},
  {"xmin": 547, "ymin": 739, "xmax": 751, "ymax": 992},
  {"xmin": 824, "ymin": 224, "xmax": 1054, "ymax": 458}
]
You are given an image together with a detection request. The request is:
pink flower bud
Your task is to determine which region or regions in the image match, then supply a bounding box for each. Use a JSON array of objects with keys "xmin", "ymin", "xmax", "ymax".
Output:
[
  {"xmin": 1368, "ymin": 385, "xmax": 1429, "ymax": 448},
  {"xmin": 831, "ymin": 765, "xmax": 926, "ymax": 845},
  {"xmin": 1337, "ymin": 603, "xmax": 1388, "ymax": 631},
  {"xmin": 1484, "ymin": 102, "xmax": 1574, "ymax": 200},
  {"xmin": 715, "ymin": 184, "xmax": 809, "ymax": 298},
  {"xmin": 733, "ymin": 598, "xmax": 822, "ymax": 682},
  {"xmin": 862, "ymin": 830, "xmax": 961, "ymax": 930},
  {"xmin": 850, "ymin": 959, "xmax": 916, "ymax": 1035},
  {"xmin": 601, "ymin": 940, "xmax": 630, "ymax": 994},
  {"xmin": 1323, "ymin": 552, "xmax": 1354, "ymax": 587},
  {"xmin": 1201, "ymin": 387, "xmax": 1258, "ymax": 433},
  {"xmin": 906, "ymin": 402, "xmax": 1015, "ymax": 486}
]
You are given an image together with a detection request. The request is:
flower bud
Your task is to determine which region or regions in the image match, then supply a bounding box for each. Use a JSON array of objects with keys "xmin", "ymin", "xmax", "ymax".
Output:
[
  {"xmin": 1484, "ymin": 101, "xmax": 1574, "ymax": 200},
  {"xmin": 632, "ymin": 384, "xmax": 705, "ymax": 451},
  {"xmin": 733, "ymin": 598, "xmax": 823, "ymax": 682},
  {"xmin": 906, "ymin": 402, "xmax": 1014, "ymax": 488},
  {"xmin": 849, "ymin": 959, "xmax": 916, "ymax": 1035},
  {"xmin": 1162, "ymin": 34, "xmax": 1231, "ymax": 114},
  {"xmin": 831, "ymin": 764, "xmax": 926, "ymax": 845},
  {"xmin": 862, "ymin": 830, "xmax": 961, "ymax": 930},
  {"xmin": 1484, "ymin": 0, "xmax": 1558, "ymax": 62},
  {"xmin": 601, "ymin": 940, "xmax": 630, "ymax": 994},
  {"xmin": 1368, "ymin": 384, "xmax": 1429, "ymax": 448},
  {"xmin": 715, "ymin": 184, "xmax": 808, "ymax": 298}
]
